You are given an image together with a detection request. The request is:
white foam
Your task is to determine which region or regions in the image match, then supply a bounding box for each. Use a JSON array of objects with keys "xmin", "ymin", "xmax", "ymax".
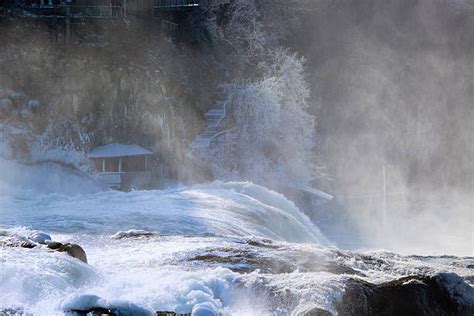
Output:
[
  {"xmin": 0, "ymin": 173, "xmax": 471, "ymax": 315},
  {"xmin": 0, "ymin": 181, "xmax": 327, "ymax": 244}
]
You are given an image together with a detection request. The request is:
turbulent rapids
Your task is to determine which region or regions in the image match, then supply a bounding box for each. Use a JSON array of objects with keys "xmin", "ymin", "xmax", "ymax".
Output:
[{"xmin": 0, "ymin": 162, "xmax": 473, "ymax": 315}]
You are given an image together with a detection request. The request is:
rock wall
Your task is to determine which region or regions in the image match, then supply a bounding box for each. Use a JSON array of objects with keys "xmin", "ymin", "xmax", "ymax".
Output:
[{"xmin": 0, "ymin": 17, "xmax": 221, "ymax": 182}]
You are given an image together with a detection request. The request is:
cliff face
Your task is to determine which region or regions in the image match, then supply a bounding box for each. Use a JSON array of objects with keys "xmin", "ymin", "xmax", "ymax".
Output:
[{"xmin": 0, "ymin": 18, "xmax": 219, "ymax": 181}]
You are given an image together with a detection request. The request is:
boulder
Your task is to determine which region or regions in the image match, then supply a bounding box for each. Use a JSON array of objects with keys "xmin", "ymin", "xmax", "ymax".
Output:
[
  {"xmin": 0, "ymin": 235, "xmax": 37, "ymax": 249},
  {"xmin": 28, "ymin": 232, "xmax": 51, "ymax": 244},
  {"xmin": 46, "ymin": 241, "xmax": 63, "ymax": 250},
  {"xmin": 301, "ymin": 307, "xmax": 332, "ymax": 316},
  {"xmin": 48, "ymin": 242, "xmax": 88, "ymax": 263},
  {"xmin": 111, "ymin": 230, "xmax": 157, "ymax": 239},
  {"xmin": 335, "ymin": 273, "xmax": 474, "ymax": 316}
]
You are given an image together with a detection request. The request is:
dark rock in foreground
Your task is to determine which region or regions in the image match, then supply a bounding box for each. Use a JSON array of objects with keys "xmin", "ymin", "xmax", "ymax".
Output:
[
  {"xmin": 47, "ymin": 242, "xmax": 88, "ymax": 263},
  {"xmin": 1, "ymin": 231, "xmax": 88, "ymax": 264},
  {"xmin": 302, "ymin": 307, "xmax": 333, "ymax": 316},
  {"xmin": 335, "ymin": 273, "xmax": 474, "ymax": 316},
  {"xmin": 66, "ymin": 308, "xmax": 191, "ymax": 316},
  {"xmin": 0, "ymin": 235, "xmax": 37, "ymax": 249}
]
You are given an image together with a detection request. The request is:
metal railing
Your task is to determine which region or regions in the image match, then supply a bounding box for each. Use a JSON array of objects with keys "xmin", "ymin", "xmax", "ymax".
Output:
[
  {"xmin": 154, "ymin": 0, "xmax": 199, "ymax": 9},
  {"xmin": 209, "ymin": 127, "xmax": 237, "ymax": 159},
  {"xmin": 161, "ymin": 19, "xmax": 179, "ymax": 32}
]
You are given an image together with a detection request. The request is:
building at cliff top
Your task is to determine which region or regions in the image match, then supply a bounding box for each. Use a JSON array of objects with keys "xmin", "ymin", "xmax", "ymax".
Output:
[
  {"xmin": 0, "ymin": 0, "xmax": 200, "ymax": 18},
  {"xmin": 88, "ymin": 143, "xmax": 153, "ymax": 190}
]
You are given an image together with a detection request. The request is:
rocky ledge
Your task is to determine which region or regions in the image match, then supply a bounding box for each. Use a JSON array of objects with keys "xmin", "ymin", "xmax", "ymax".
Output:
[
  {"xmin": 0, "ymin": 231, "xmax": 87, "ymax": 263},
  {"xmin": 333, "ymin": 273, "xmax": 474, "ymax": 316}
]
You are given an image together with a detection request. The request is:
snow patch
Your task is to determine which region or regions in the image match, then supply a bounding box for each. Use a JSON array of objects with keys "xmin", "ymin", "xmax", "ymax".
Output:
[{"xmin": 60, "ymin": 294, "xmax": 154, "ymax": 316}]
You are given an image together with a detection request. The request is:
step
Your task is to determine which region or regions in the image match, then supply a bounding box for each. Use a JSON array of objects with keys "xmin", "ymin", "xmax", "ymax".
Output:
[
  {"xmin": 204, "ymin": 115, "xmax": 223, "ymax": 121},
  {"xmin": 205, "ymin": 110, "xmax": 224, "ymax": 117},
  {"xmin": 205, "ymin": 109, "xmax": 224, "ymax": 114},
  {"xmin": 191, "ymin": 145, "xmax": 209, "ymax": 149},
  {"xmin": 195, "ymin": 135, "xmax": 214, "ymax": 141},
  {"xmin": 191, "ymin": 142, "xmax": 210, "ymax": 148}
]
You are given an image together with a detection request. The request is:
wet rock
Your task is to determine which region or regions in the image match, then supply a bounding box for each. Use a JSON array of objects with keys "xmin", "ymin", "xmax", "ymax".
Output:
[
  {"xmin": 335, "ymin": 273, "xmax": 474, "ymax": 316},
  {"xmin": 188, "ymin": 245, "xmax": 363, "ymax": 276},
  {"xmin": 61, "ymin": 294, "xmax": 156, "ymax": 315},
  {"xmin": 301, "ymin": 307, "xmax": 333, "ymax": 316},
  {"xmin": 0, "ymin": 235, "xmax": 37, "ymax": 249},
  {"xmin": 46, "ymin": 241, "xmax": 63, "ymax": 250},
  {"xmin": 187, "ymin": 248, "xmax": 290, "ymax": 274},
  {"xmin": 245, "ymin": 238, "xmax": 279, "ymax": 249},
  {"xmin": 47, "ymin": 242, "xmax": 88, "ymax": 263},
  {"xmin": 111, "ymin": 230, "xmax": 157, "ymax": 239},
  {"xmin": 66, "ymin": 307, "xmax": 113, "ymax": 316}
]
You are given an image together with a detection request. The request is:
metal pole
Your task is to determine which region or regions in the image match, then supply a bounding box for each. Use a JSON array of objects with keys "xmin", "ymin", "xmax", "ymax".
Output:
[{"xmin": 382, "ymin": 164, "xmax": 387, "ymax": 228}]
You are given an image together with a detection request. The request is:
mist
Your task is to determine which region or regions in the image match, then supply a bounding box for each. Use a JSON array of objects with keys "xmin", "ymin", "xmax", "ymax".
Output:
[
  {"xmin": 1, "ymin": 0, "xmax": 472, "ymax": 256},
  {"xmin": 1, "ymin": 0, "xmax": 474, "ymax": 314},
  {"xmin": 289, "ymin": 0, "xmax": 473, "ymax": 255}
]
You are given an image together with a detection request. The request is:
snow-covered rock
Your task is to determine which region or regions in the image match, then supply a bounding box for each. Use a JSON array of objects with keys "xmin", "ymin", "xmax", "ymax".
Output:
[
  {"xmin": 60, "ymin": 294, "xmax": 154, "ymax": 316},
  {"xmin": 47, "ymin": 242, "xmax": 88, "ymax": 264},
  {"xmin": 28, "ymin": 231, "xmax": 51, "ymax": 244},
  {"xmin": 192, "ymin": 302, "xmax": 218, "ymax": 316}
]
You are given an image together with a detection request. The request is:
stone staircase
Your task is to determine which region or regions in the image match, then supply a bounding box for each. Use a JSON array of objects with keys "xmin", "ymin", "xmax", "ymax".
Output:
[{"xmin": 191, "ymin": 100, "xmax": 226, "ymax": 150}]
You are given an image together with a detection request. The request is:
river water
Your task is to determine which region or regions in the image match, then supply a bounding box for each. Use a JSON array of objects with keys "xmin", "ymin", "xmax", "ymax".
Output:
[{"xmin": 0, "ymin": 161, "xmax": 472, "ymax": 315}]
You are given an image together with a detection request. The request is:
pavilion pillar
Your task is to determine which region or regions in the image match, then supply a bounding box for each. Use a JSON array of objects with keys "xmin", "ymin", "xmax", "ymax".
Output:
[{"xmin": 102, "ymin": 159, "xmax": 105, "ymax": 172}]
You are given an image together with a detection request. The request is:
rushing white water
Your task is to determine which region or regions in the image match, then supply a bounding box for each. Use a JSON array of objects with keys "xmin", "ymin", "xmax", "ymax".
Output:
[{"xmin": 0, "ymin": 161, "xmax": 472, "ymax": 315}]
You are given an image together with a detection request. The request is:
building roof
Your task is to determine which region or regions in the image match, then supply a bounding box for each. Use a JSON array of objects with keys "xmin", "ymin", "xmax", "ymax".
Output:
[{"xmin": 88, "ymin": 143, "xmax": 153, "ymax": 158}]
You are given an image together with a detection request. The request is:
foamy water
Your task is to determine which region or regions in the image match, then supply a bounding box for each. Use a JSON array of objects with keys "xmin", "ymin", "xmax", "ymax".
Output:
[{"xmin": 0, "ymin": 161, "xmax": 472, "ymax": 315}]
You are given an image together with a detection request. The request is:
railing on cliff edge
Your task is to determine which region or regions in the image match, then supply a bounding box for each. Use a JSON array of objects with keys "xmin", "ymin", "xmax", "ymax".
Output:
[{"xmin": 153, "ymin": 0, "xmax": 199, "ymax": 10}]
